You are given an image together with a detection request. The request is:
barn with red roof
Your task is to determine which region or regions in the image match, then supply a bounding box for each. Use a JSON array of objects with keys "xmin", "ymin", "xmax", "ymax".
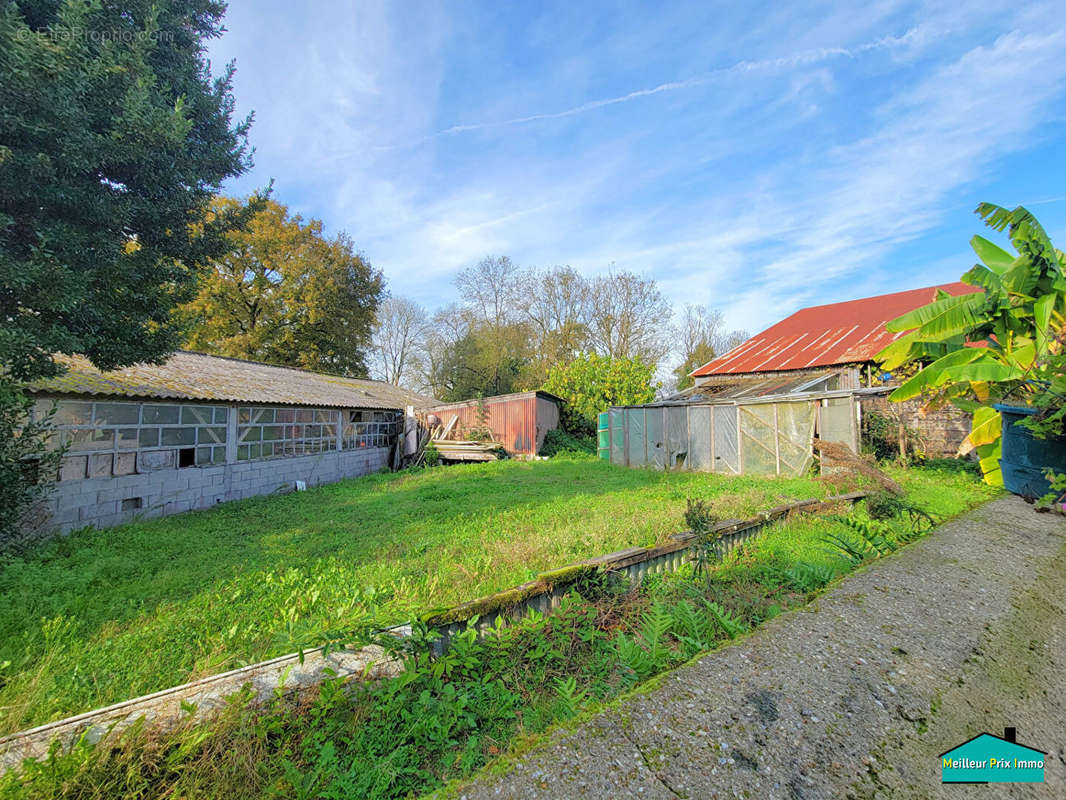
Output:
[{"xmin": 689, "ymin": 282, "xmax": 982, "ymax": 389}]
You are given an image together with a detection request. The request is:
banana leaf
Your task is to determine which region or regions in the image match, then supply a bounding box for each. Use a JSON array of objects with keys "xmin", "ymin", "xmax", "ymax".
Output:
[{"xmin": 884, "ymin": 292, "xmax": 984, "ymax": 337}]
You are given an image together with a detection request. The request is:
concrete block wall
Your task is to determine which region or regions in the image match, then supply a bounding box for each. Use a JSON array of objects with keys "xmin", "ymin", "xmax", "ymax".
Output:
[{"xmin": 44, "ymin": 447, "xmax": 390, "ymax": 534}]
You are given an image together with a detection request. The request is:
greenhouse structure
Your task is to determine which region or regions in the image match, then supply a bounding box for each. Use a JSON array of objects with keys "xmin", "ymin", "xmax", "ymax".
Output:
[{"xmin": 604, "ymin": 377, "xmax": 865, "ymax": 476}]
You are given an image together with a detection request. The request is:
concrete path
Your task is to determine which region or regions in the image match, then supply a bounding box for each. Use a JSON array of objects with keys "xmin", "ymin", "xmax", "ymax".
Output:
[{"xmin": 453, "ymin": 496, "xmax": 1065, "ymax": 799}]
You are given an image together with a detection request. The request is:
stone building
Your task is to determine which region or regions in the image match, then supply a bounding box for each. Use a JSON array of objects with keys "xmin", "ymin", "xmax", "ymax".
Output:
[
  {"xmin": 688, "ymin": 283, "xmax": 980, "ymax": 458},
  {"xmin": 28, "ymin": 352, "xmax": 430, "ymax": 533}
]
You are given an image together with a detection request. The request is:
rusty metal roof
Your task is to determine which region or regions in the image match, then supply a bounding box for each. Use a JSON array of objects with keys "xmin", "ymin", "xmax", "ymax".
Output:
[
  {"xmin": 691, "ymin": 282, "xmax": 982, "ymax": 377},
  {"xmin": 29, "ymin": 351, "xmax": 433, "ymax": 410}
]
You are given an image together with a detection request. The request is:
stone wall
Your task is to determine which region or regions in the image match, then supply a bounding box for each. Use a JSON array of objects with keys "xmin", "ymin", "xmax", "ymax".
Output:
[
  {"xmin": 859, "ymin": 394, "xmax": 972, "ymax": 458},
  {"xmin": 44, "ymin": 447, "xmax": 390, "ymax": 533}
]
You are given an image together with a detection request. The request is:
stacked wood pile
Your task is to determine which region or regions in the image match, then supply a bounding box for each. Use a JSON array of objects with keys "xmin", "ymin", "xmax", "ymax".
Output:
[{"xmin": 410, "ymin": 413, "xmax": 502, "ymax": 465}]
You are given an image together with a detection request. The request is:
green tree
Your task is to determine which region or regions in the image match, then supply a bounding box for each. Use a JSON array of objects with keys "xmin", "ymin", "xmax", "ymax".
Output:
[
  {"xmin": 180, "ymin": 198, "xmax": 385, "ymax": 377},
  {"xmin": 543, "ymin": 353, "xmax": 659, "ymax": 435},
  {"xmin": 877, "ymin": 203, "xmax": 1066, "ymax": 484},
  {"xmin": 0, "ymin": 0, "xmax": 252, "ymax": 544}
]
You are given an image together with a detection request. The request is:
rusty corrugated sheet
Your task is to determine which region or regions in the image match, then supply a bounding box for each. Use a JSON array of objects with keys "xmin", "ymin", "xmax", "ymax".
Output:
[
  {"xmin": 427, "ymin": 391, "xmax": 561, "ymax": 455},
  {"xmin": 692, "ymin": 283, "xmax": 982, "ymax": 377}
]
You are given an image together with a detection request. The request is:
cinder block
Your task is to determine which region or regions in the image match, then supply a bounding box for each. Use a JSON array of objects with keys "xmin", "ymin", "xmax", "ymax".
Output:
[
  {"xmin": 59, "ymin": 456, "xmax": 88, "ymax": 482},
  {"xmin": 138, "ymin": 450, "xmax": 175, "ymax": 471}
]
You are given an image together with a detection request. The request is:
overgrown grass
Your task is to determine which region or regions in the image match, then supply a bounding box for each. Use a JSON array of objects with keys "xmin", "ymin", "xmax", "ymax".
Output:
[
  {"xmin": 0, "ymin": 462, "xmax": 997, "ymax": 800},
  {"xmin": 0, "ymin": 457, "xmax": 996, "ymax": 736}
]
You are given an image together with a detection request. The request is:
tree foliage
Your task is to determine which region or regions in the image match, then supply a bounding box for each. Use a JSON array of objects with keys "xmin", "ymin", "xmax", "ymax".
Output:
[
  {"xmin": 180, "ymin": 198, "xmax": 385, "ymax": 377},
  {"xmin": 543, "ymin": 353, "xmax": 658, "ymax": 435},
  {"xmin": 0, "ymin": 0, "xmax": 253, "ymax": 382},
  {"xmin": 369, "ymin": 296, "xmax": 431, "ymax": 386},
  {"xmin": 876, "ymin": 203, "xmax": 1066, "ymax": 484},
  {"xmin": 0, "ymin": 0, "xmax": 252, "ymax": 545},
  {"xmin": 671, "ymin": 305, "xmax": 747, "ymax": 390}
]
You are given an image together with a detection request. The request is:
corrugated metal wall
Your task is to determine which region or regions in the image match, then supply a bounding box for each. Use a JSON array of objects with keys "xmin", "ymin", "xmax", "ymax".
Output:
[{"xmin": 427, "ymin": 393, "xmax": 560, "ymax": 455}]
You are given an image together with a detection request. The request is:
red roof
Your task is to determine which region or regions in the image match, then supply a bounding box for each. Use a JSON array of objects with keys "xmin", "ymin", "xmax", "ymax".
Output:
[{"xmin": 691, "ymin": 282, "xmax": 982, "ymax": 377}]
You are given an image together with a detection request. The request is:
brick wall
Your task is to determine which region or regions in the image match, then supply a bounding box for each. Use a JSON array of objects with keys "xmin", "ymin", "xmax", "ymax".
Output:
[
  {"xmin": 43, "ymin": 447, "xmax": 390, "ymax": 534},
  {"xmin": 859, "ymin": 394, "xmax": 972, "ymax": 458}
]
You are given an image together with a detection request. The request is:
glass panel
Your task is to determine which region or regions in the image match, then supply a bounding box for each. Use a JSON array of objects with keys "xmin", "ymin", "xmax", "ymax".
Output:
[
  {"xmin": 138, "ymin": 428, "xmax": 160, "ymax": 448},
  {"xmin": 646, "ymin": 407, "xmax": 665, "ymax": 469},
  {"xmin": 161, "ymin": 427, "xmax": 196, "ymax": 447},
  {"xmin": 213, "ymin": 407, "xmax": 229, "ymax": 423},
  {"xmin": 239, "ymin": 426, "xmax": 261, "ymax": 442},
  {"xmin": 777, "ymin": 402, "xmax": 816, "ymax": 475},
  {"xmin": 142, "ymin": 404, "xmax": 180, "ymax": 425},
  {"xmin": 609, "ymin": 409, "xmax": 625, "ymax": 465},
  {"xmin": 198, "ymin": 426, "xmax": 226, "ymax": 444},
  {"xmin": 53, "ymin": 401, "xmax": 94, "ymax": 426},
  {"xmin": 196, "ymin": 446, "xmax": 213, "ymax": 465},
  {"xmin": 214, "ymin": 446, "xmax": 226, "ymax": 463},
  {"xmin": 94, "ymin": 402, "xmax": 140, "ymax": 426},
  {"xmin": 688, "ymin": 407, "xmax": 712, "ymax": 471},
  {"xmin": 295, "ymin": 408, "xmax": 314, "ymax": 423},
  {"xmin": 238, "ymin": 408, "xmax": 251, "ymax": 424},
  {"xmin": 819, "ymin": 398, "xmax": 856, "ymax": 452},
  {"xmin": 712, "ymin": 406, "xmax": 739, "ymax": 473},
  {"xmin": 665, "ymin": 407, "xmax": 688, "ymax": 469},
  {"xmin": 740, "ymin": 404, "xmax": 778, "ymax": 475},
  {"xmin": 238, "ymin": 445, "xmax": 250, "ymax": 460},
  {"xmin": 181, "ymin": 406, "xmax": 213, "ymax": 425},
  {"xmin": 116, "ymin": 428, "xmax": 139, "ymax": 449},
  {"xmin": 626, "ymin": 408, "xmax": 646, "ymax": 467},
  {"xmin": 276, "ymin": 408, "xmax": 295, "ymax": 423},
  {"xmin": 262, "ymin": 426, "xmax": 282, "ymax": 441},
  {"xmin": 67, "ymin": 428, "xmax": 114, "ymax": 451}
]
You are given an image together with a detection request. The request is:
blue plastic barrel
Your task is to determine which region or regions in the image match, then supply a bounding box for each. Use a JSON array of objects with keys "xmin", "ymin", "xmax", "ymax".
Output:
[{"xmin": 993, "ymin": 404, "xmax": 1066, "ymax": 498}]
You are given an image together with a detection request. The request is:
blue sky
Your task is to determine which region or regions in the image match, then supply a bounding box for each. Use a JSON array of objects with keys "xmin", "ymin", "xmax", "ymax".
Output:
[{"xmin": 209, "ymin": 0, "xmax": 1066, "ymax": 336}]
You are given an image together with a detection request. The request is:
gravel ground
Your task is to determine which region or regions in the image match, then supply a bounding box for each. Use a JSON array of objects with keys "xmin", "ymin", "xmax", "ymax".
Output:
[{"xmin": 450, "ymin": 496, "xmax": 1065, "ymax": 799}]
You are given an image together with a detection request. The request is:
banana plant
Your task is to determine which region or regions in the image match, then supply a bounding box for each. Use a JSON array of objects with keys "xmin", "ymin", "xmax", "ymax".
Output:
[{"xmin": 875, "ymin": 204, "xmax": 1066, "ymax": 485}]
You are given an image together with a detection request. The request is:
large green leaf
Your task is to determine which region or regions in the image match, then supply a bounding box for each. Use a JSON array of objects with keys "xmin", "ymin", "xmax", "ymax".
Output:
[
  {"xmin": 963, "ymin": 405, "xmax": 1001, "ymax": 453},
  {"xmin": 976, "ymin": 438, "xmax": 1003, "ymax": 486},
  {"xmin": 887, "ymin": 348, "xmax": 988, "ymax": 401},
  {"xmin": 884, "ymin": 292, "xmax": 984, "ymax": 338},
  {"xmin": 1034, "ymin": 293, "xmax": 1054, "ymax": 355},
  {"xmin": 970, "ymin": 235, "xmax": 1014, "ymax": 275}
]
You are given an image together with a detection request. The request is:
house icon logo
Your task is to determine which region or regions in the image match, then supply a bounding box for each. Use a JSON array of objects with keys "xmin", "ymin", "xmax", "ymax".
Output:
[{"xmin": 940, "ymin": 727, "xmax": 1046, "ymax": 784}]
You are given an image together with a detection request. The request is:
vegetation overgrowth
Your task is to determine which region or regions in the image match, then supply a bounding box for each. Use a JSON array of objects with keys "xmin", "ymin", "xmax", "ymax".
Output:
[
  {"xmin": 0, "ymin": 458, "xmax": 997, "ymax": 799},
  {"xmin": 0, "ymin": 458, "xmax": 995, "ymax": 737}
]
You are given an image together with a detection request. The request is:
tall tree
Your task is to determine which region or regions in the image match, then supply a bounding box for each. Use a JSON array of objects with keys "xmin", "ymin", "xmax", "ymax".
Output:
[
  {"xmin": 514, "ymin": 265, "xmax": 591, "ymax": 384},
  {"xmin": 369, "ymin": 296, "xmax": 430, "ymax": 386},
  {"xmin": 671, "ymin": 305, "xmax": 748, "ymax": 390},
  {"xmin": 0, "ymin": 0, "xmax": 252, "ymax": 546},
  {"xmin": 180, "ymin": 198, "xmax": 384, "ymax": 377},
  {"xmin": 586, "ymin": 270, "xmax": 672, "ymax": 366},
  {"xmin": 0, "ymin": 0, "xmax": 253, "ymax": 382}
]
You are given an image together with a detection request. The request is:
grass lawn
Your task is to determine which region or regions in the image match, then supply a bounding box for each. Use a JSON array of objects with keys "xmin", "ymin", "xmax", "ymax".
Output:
[{"xmin": 0, "ymin": 456, "xmax": 998, "ymax": 736}]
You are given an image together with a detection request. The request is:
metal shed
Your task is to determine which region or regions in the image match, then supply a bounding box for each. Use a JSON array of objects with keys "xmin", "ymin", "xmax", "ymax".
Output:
[
  {"xmin": 425, "ymin": 391, "xmax": 562, "ymax": 455},
  {"xmin": 607, "ymin": 381, "xmax": 861, "ymax": 476}
]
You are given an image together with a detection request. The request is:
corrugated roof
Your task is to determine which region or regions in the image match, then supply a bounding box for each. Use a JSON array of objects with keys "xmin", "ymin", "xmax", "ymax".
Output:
[
  {"xmin": 691, "ymin": 282, "xmax": 982, "ymax": 377},
  {"xmin": 29, "ymin": 351, "xmax": 433, "ymax": 410},
  {"xmin": 426, "ymin": 391, "xmax": 563, "ymax": 412}
]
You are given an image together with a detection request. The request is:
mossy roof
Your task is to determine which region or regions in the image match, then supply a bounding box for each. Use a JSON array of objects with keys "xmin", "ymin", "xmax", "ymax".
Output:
[{"xmin": 30, "ymin": 352, "xmax": 434, "ymax": 411}]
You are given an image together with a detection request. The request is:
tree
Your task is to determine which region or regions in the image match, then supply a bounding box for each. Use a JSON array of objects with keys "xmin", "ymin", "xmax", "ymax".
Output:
[
  {"xmin": 180, "ymin": 198, "xmax": 385, "ymax": 377},
  {"xmin": 369, "ymin": 296, "xmax": 431, "ymax": 386},
  {"xmin": 543, "ymin": 353, "xmax": 659, "ymax": 435},
  {"xmin": 671, "ymin": 305, "xmax": 749, "ymax": 390},
  {"xmin": 514, "ymin": 265, "xmax": 591, "ymax": 384},
  {"xmin": 877, "ymin": 203, "xmax": 1066, "ymax": 485},
  {"xmin": 0, "ymin": 0, "xmax": 252, "ymax": 545},
  {"xmin": 586, "ymin": 270, "xmax": 672, "ymax": 367},
  {"xmin": 0, "ymin": 0, "xmax": 253, "ymax": 382}
]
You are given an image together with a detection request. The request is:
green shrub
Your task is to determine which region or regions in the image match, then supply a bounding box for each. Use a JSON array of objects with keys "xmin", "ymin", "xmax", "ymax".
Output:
[{"xmin": 539, "ymin": 428, "xmax": 595, "ymax": 457}]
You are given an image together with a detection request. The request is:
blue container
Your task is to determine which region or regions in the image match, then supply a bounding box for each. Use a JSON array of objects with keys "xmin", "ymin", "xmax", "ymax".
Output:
[{"xmin": 994, "ymin": 403, "xmax": 1066, "ymax": 498}]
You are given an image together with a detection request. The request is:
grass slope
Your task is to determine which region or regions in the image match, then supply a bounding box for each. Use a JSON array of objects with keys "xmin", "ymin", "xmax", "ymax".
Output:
[{"xmin": 0, "ymin": 457, "xmax": 997, "ymax": 735}]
